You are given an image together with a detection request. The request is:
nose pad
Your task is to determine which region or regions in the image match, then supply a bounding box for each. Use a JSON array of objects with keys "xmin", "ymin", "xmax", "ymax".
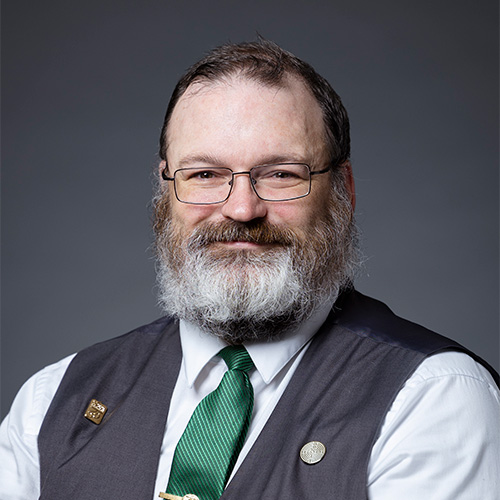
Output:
[
  {"xmin": 228, "ymin": 172, "xmax": 257, "ymax": 189},
  {"xmin": 226, "ymin": 172, "xmax": 260, "ymax": 200},
  {"xmin": 221, "ymin": 172, "xmax": 267, "ymax": 221}
]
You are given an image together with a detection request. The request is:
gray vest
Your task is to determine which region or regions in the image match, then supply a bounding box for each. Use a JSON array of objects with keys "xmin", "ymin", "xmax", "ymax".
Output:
[{"xmin": 38, "ymin": 290, "xmax": 498, "ymax": 499}]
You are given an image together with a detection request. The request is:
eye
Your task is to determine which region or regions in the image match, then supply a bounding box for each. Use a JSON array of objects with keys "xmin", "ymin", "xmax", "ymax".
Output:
[
  {"xmin": 184, "ymin": 168, "xmax": 221, "ymax": 180},
  {"xmin": 271, "ymin": 170, "xmax": 298, "ymax": 179},
  {"xmin": 179, "ymin": 167, "xmax": 230, "ymax": 185},
  {"xmin": 259, "ymin": 168, "xmax": 303, "ymax": 181},
  {"xmin": 193, "ymin": 170, "xmax": 215, "ymax": 179}
]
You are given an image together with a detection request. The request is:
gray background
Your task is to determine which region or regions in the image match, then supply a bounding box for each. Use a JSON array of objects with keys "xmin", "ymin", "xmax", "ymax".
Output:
[{"xmin": 1, "ymin": 0, "xmax": 498, "ymax": 418}]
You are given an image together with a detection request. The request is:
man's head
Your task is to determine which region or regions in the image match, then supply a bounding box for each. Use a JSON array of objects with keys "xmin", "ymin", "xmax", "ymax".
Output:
[{"xmin": 153, "ymin": 39, "xmax": 360, "ymax": 343}]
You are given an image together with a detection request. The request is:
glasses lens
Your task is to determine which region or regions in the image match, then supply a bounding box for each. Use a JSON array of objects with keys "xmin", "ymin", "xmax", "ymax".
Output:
[
  {"xmin": 175, "ymin": 167, "xmax": 233, "ymax": 204},
  {"xmin": 251, "ymin": 164, "xmax": 311, "ymax": 201}
]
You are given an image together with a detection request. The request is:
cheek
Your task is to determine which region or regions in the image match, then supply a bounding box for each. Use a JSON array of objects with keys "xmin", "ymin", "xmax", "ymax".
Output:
[
  {"xmin": 266, "ymin": 184, "xmax": 333, "ymax": 236},
  {"xmin": 265, "ymin": 201, "xmax": 318, "ymax": 235},
  {"xmin": 170, "ymin": 200, "xmax": 219, "ymax": 232}
]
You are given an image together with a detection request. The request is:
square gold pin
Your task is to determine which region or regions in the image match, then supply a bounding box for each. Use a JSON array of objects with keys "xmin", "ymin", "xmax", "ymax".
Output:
[{"xmin": 84, "ymin": 399, "xmax": 108, "ymax": 424}]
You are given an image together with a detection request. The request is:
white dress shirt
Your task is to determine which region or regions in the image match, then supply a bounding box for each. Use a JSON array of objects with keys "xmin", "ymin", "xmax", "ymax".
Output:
[{"xmin": 1, "ymin": 305, "xmax": 499, "ymax": 499}]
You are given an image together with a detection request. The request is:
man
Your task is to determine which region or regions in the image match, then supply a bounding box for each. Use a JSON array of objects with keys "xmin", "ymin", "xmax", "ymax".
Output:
[{"xmin": 1, "ymin": 39, "xmax": 499, "ymax": 500}]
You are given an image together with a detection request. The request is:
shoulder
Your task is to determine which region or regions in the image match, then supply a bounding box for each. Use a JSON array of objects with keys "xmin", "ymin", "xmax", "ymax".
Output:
[
  {"xmin": 335, "ymin": 291, "xmax": 464, "ymax": 353},
  {"xmin": 368, "ymin": 352, "xmax": 500, "ymax": 498},
  {"xmin": 0, "ymin": 351, "xmax": 76, "ymax": 488},
  {"xmin": 396, "ymin": 351, "xmax": 499, "ymax": 420},
  {"xmin": 60, "ymin": 316, "xmax": 178, "ymax": 380},
  {"xmin": 0, "ymin": 355, "xmax": 77, "ymax": 499},
  {"xmin": 334, "ymin": 290, "xmax": 499, "ymax": 384},
  {"xmin": 392, "ymin": 351, "xmax": 499, "ymax": 417},
  {"xmin": 3, "ymin": 315, "xmax": 177, "ymax": 433},
  {"xmin": 76, "ymin": 315, "xmax": 177, "ymax": 358},
  {"xmin": 407, "ymin": 351, "xmax": 498, "ymax": 388},
  {"xmin": 378, "ymin": 351, "xmax": 499, "ymax": 446},
  {"xmin": 4, "ymin": 354, "xmax": 77, "ymax": 436}
]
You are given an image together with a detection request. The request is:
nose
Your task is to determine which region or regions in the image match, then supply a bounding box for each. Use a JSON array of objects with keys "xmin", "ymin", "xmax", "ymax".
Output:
[{"xmin": 220, "ymin": 172, "xmax": 267, "ymax": 222}]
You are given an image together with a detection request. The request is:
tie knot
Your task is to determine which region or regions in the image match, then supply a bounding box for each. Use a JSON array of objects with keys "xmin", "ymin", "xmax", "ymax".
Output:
[{"xmin": 218, "ymin": 345, "xmax": 254, "ymax": 372}]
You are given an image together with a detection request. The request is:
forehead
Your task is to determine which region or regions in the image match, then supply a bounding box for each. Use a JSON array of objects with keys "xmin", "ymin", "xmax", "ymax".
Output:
[{"xmin": 165, "ymin": 76, "xmax": 328, "ymax": 167}]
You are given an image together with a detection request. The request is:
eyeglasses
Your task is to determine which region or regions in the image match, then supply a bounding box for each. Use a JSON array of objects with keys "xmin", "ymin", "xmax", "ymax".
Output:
[{"xmin": 161, "ymin": 163, "xmax": 331, "ymax": 205}]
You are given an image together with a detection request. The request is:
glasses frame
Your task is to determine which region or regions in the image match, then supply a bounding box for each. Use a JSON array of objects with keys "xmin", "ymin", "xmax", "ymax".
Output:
[{"xmin": 161, "ymin": 162, "xmax": 332, "ymax": 205}]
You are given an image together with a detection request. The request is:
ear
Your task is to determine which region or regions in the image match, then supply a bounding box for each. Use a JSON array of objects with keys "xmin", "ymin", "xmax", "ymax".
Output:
[
  {"xmin": 343, "ymin": 161, "xmax": 356, "ymax": 210},
  {"xmin": 158, "ymin": 161, "xmax": 167, "ymax": 183}
]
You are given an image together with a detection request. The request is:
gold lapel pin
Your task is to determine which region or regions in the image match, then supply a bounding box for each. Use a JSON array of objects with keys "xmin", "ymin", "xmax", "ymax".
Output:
[
  {"xmin": 84, "ymin": 399, "xmax": 108, "ymax": 425},
  {"xmin": 300, "ymin": 441, "xmax": 327, "ymax": 464}
]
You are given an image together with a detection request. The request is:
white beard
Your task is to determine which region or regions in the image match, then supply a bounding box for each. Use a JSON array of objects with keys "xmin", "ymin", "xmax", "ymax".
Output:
[
  {"xmin": 156, "ymin": 242, "xmax": 338, "ymax": 343},
  {"xmin": 153, "ymin": 186, "xmax": 360, "ymax": 344}
]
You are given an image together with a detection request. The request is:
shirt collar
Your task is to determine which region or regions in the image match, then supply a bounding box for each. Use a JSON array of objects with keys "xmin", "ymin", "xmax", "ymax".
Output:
[{"xmin": 179, "ymin": 299, "xmax": 333, "ymax": 387}]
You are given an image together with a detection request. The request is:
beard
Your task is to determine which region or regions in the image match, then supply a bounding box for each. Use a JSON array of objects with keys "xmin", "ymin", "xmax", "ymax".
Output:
[{"xmin": 153, "ymin": 183, "xmax": 360, "ymax": 344}]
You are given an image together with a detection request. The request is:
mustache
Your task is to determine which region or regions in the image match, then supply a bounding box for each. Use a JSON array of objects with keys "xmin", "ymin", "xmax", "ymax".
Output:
[{"xmin": 186, "ymin": 221, "xmax": 298, "ymax": 250}]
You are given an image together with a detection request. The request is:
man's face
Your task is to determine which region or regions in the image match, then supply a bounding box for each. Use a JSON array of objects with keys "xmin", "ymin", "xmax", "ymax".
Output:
[
  {"xmin": 164, "ymin": 76, "xmax": 334, "ymax": 246},
  {"xmin": 154, "ymin": 76, "xmax": 357, "ymax": 343}
]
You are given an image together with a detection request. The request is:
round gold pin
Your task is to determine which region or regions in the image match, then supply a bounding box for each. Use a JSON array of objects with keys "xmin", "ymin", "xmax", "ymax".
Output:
[{"xmin": 300, "ymin": 441, "xmax": 326, "ymax": 464}]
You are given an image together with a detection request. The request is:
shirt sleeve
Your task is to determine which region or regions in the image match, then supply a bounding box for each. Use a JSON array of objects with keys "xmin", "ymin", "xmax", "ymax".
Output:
[
  {"xmin": 367, "ymin": 351, "xmax": 500, "ymax": 500},
  {"xmin": 0, "ymin": 355, "xmax": 75, "ymax": 500}
]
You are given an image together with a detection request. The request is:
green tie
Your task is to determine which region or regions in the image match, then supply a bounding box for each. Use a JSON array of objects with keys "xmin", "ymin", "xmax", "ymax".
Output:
[{"xmin": 165, "ymin": 345, "xmax": 254, "ymax": 500}]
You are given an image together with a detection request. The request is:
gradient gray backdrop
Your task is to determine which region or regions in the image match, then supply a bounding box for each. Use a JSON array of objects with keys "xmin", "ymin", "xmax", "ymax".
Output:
[{"xmin": 2, "ymin": 0, "xmax": 499, "ymax": 417}]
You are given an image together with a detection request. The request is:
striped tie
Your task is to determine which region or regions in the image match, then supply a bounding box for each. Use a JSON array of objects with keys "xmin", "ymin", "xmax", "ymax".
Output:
[{"xmin": 164, "ymin": 345, "xmax": 254, "ymax": 500}]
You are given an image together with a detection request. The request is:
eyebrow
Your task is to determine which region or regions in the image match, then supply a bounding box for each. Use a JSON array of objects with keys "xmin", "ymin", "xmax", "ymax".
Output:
[
  {"xmin": 177, "ymin": 154, "xmax": 227, "ymax": 168},
  {"xmin": 176, "ymin": 153, "xmax": 308, "ymax": 169}
]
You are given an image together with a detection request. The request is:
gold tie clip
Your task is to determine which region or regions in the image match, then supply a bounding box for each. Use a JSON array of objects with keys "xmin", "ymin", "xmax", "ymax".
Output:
[{"xmin": 158, "ymin": 493, "xmax": 199, "ymax": 500}]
